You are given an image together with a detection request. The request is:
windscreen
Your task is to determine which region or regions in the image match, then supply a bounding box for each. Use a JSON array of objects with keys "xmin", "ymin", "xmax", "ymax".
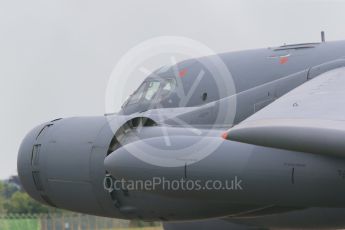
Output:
[{"xmin": 121, "ymin": 78, "xmax": 176, "ymax": 110}]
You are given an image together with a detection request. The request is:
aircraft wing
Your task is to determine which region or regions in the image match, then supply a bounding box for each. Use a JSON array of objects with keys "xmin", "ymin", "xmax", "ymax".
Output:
[{"xmin": 224, "ymin": 67, "xmax": 345, "ymax": 157}]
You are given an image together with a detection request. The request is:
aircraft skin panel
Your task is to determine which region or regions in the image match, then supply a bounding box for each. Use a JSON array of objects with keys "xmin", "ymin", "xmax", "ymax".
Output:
[
  {"xmin": 226, "ymin": 67, "xmax": 345, "ymax": 157},
  {"xmin": 17, "ymin": 40, "xmax": 345, "ymax": 230}
]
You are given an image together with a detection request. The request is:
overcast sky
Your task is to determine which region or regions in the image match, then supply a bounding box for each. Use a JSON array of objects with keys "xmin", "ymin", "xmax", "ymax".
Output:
[{"xmin": 1, "ymin": 0, "xmax": 345, "ymax": 179}]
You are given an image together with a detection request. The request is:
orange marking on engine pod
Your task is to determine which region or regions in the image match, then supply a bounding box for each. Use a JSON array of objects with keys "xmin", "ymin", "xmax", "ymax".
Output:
[
  {"xmin": 221, "ymin": 132, "xmax": 228, "ymax": 140},
  {"xmin": 179, "ymin": 68, "xmax": 188, "ymax": 78}
]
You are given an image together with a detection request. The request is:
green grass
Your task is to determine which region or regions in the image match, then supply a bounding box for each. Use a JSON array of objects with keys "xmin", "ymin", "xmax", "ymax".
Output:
[
  {"xmin": 118, "ymin": 228, "xmax": 162, "ymax": 230},
  {"xmin": 0, "ymin": 218, "xmax": 162, "ymax": 230},
  {"xmin": 0, "ymin": 218, "xmax": 39, "ymax": 230}
]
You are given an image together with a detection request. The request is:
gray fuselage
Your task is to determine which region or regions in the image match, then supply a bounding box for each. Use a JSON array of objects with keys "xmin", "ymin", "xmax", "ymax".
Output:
[{"xmin": 18, "ymin": 40, "xmax": 345, "ymax": 229}]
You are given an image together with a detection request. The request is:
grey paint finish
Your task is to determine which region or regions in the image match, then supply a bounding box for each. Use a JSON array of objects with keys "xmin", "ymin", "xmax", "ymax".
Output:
[
  {"xmin": 17, "ymin": 40, "xmax": 345, "ymax": 229},
  {"xmin": 227, "ymin": 67, "xmax": 345, "ymax": 157},
  {"xmin": 105, "ymin": 135, "xmax": 345, "ymax": 209}
]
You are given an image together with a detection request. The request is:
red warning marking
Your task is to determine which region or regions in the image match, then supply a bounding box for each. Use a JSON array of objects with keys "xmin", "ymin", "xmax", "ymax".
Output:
[
  {"xmin": 279, "ymin": 56, "xmax": 289, "ymax": 64},
  {"xmin": 221, "ymin": 132, "xmax": 228, "ymax": 140},
  {"xmin": 179, "ymin": 68, "xmax": 188, "ymax": 78}
]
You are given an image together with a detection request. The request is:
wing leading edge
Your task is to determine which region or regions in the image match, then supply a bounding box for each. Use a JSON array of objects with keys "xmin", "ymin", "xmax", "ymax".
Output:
[{"xmin": 225, "ymin": 67, "xmax": 345, "ymax": 157}]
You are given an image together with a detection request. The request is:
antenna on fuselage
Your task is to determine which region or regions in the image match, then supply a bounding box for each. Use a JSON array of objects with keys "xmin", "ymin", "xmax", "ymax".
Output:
[{"xmin": 321, "ymin": 31, "xmax": 325, "ymax": 43}]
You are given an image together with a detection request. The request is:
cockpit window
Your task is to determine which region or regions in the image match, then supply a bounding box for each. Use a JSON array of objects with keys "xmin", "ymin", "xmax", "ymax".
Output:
[
  {"xmin": 163, "ymin": 79, "xmax": 176, "ymax": 91},
  {"xmin": 126, "ymin": 82, "xmax": 146, "ymax": 105},
  {"xmin": 160, "ymin": 78, "xmax": 176, "ymax": 98},
  {"xmin": 122, "ymin": 78, "xmax": 177, "ymax": 110},
  {"xmin": 144, "ymin": 81, "xmax": 161, "ymax": 100}
]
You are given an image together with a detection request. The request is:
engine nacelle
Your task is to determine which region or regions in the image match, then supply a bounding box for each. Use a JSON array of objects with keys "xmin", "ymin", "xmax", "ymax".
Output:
[
  {"xmin": 18, "ymin": 115, "xmax": 237, "ymax": 221},
  {"xmin": 17, "ymin": 116, "xmax": 129, "ymax": 217}
]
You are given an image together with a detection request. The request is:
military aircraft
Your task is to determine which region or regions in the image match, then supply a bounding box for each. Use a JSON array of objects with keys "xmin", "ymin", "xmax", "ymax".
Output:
[{"xmin": 17, "ymin": 34, "xmax": 345, "ymax": 229}]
